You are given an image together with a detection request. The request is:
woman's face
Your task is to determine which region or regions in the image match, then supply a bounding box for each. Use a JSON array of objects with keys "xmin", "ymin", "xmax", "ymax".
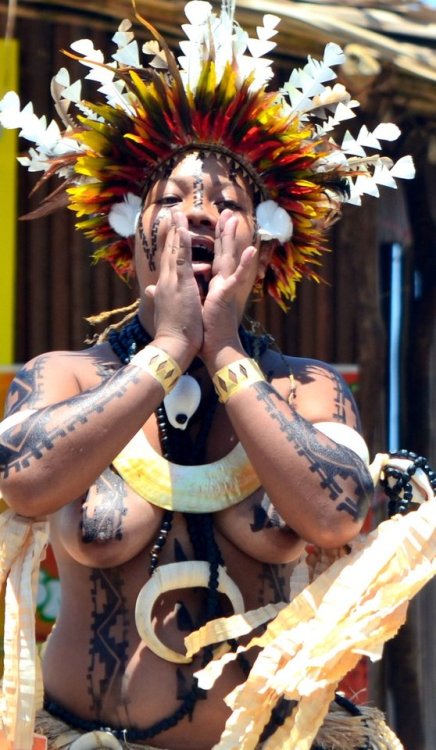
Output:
[{"xmin": 134, "ymin": 152, "xmax": 262, "ymax": 306}]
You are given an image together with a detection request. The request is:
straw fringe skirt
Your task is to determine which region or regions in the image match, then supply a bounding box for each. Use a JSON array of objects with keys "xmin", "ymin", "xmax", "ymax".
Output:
[{"xmin": 34, "ymin": 700, "xmax": 404, "ymax": 750}]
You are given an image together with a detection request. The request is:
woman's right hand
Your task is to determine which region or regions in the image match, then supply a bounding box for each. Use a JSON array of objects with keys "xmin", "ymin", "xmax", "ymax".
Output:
[{"xmin": 147, "ymin": 210, "xmax": 203, "ymax": 371}]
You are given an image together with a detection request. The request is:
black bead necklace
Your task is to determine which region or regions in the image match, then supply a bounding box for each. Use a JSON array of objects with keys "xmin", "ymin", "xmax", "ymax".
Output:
[
  {"xmin": 381, "ymin": 449, "xmax": 436, "ymax": 516},
  {"xmin": 102, "ymin": 314, "xmax": 266, "ymax": 734}
]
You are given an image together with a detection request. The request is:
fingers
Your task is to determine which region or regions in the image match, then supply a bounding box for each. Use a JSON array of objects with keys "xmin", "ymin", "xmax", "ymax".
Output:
[
  {"xmin": 162, "ymin": 209, "xmax": 192, "ymax": 273},
  {"xmin": 226, "ymin": 245, "xmax": 258, "ymax": 290},
  {"xmin": 213, "ymin": 211, "xmax": 240, "ymax": 277}
]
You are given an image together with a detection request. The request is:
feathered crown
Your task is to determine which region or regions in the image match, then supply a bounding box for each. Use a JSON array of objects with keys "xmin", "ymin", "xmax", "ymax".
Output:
[{"xmin": 0, "ymin": 0, "xmax": 414, "ymax": 308}]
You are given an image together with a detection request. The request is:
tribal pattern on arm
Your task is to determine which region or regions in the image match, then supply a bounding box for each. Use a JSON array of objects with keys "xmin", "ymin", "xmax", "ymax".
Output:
[
  {"xmin": 327, "ymin": 367, "xmax": 360, "ymax": 428},
  {"xmin": 0, "ymin": 366, "xmax": 142, "ymax": 479},
  {"xmin": 253, "ymin": 381, "xmax": 372, "ymax": 522},
  {"xmin": 4, "ymin": 357, "xmax": 49, "ymax": 415},
  {"xmin": 293, "ymin": 362, "xmax": 360, "ymax": 428}
]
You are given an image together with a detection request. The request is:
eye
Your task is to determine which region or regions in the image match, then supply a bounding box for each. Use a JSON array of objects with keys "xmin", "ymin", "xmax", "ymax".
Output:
[
  {"xmin": 215, "ymin": 199, "xmax": 242, "ymax": 213},
  {"xmin": 157, "ymin": 195, "xmax": 182, "ymax": 207}
]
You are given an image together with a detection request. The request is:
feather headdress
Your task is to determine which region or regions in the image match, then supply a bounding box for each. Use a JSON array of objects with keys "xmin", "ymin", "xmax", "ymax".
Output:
[{"xmin": 0, "ymin": 0, "xmax": 414, "ymax": 307}]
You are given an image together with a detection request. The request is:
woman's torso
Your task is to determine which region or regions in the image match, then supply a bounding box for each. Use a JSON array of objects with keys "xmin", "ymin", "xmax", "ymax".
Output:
[{"xmin": 42, "ymin": 344, "xmax": 306, "ymax": 749}]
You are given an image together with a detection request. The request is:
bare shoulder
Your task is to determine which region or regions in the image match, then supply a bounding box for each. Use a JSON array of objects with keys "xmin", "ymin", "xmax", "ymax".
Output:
[
  {"xmin": 261, "ymin": 350, "xmax": 361, "ymax": 430},
  {"xmin": 4, "ymin": 342, "xmax": 119, "ymax": 415}
]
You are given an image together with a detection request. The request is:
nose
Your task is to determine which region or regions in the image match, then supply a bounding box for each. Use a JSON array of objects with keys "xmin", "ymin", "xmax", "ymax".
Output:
[{"xmin": 185, "ymin": 199, "xmax": 217, "ymax": 230}]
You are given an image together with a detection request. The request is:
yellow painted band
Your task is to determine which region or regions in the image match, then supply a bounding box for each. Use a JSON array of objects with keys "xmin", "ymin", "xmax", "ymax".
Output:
[{"xmin": 0, "ymin": 39, "xmax": 19, "ymax": 365}]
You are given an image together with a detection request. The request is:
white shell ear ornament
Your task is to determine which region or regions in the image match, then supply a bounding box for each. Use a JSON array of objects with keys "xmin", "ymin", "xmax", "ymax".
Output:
[
  {"xmin": 163, "ymin": 373, "xmax": 201, "ymax": 429},
  {"xmin": 256, "ymin": 199, "xmax": 293, "ymax": 244}
]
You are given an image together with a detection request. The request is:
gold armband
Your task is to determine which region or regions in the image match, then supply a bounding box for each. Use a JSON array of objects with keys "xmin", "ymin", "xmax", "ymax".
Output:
[
  {"xmin": 130, "ymin": 345, "xmax": 181, "ymax": 394},
  {"xmin": 212, "ymin": 358, "xmax": 266, "ymax": 404}
]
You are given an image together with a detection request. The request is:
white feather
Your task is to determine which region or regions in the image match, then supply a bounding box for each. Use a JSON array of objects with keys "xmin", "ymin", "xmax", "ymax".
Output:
[
  {"xmin": 354, "ymin": 173, "xmax": 380, "ymax": 198},
  {"xmin": 341, "ymin": 130, "xmax": 366, "ymax": 157},
  {"xmin": 256, "ymin": 15, "xmax": 280, "ymax": 41},
  {"xmin": 112, "ymin": 20, "xmax": 134, "ymax": 49},
  {"xmin": 246, "ymin": 38, "xmax": 276, "ymax": 59},
  {"xmin": 283, "ymin": 44, "xmax": 345, "ymax": 118},
  {"xmin": 143, "ymin": 41, "xmax": 168, "ymax": 70},
  {"xmin": 184, "ymin": 1, "xmax": 213, "ymax": 24},
  {"xmin": 323, "ymin": 42, "xmax": 346, "ymax": 67},
  {"xmin": 71, "ymin": 39, "xmax": 104, "ymax": 64},
  {"xmin": 356, "ymin": 125, "xmax": 381, "ymax": 150},
  {"xmin": 372, "ymin": 123, "xmax": 401, "ymax": 142},
  {"xmin": 0, "ymin": 91, "xmax": 22, "ymax": 127},
  {"xmin": 112, "ymin": 40, "xmax": 140, "ymax": 67},
  {"xmin": 334, "ymin": 101, "xmax": 357, "ymax": 122},
  {"xmin": 372, "ymin": 162, "xmax": 398, "ymax": 189},
  {"xmin": 390, "ymin": 155, "xmax": 415, "ymax": 180},
  {"xmin": 108, "ymin": 193, "xmax": 142, "ymax": 237}
]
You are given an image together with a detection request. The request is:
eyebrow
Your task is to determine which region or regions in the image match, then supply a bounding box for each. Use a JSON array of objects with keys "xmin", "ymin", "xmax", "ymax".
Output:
[{"xmin": 165, "ymin": 176, "xmax": 245, "ymax": 193}]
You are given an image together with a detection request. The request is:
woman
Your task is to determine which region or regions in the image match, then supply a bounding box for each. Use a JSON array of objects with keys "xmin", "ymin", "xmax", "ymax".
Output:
[{"xmin": 0, "ymin": 2, "xmax": 428, "ymax": 749}]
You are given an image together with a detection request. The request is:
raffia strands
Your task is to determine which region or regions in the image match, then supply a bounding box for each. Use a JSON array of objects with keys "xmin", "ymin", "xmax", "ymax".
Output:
[
  {"xmin": 184, "ymin": 495, "xmax": 435, "ymax": 750},
  {"xmin": 0, "ymin": 510, "xmax": 49, "ymax": 750}
]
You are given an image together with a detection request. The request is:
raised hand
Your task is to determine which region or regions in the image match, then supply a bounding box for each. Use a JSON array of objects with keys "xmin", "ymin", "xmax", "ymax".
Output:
[
  {"xmin": 147, "ymin": 209, "xmax": 204, "ymax": 370},
  {"xmin": 201, "ymin": 209, "xmax": 259, "ymax": 368}
]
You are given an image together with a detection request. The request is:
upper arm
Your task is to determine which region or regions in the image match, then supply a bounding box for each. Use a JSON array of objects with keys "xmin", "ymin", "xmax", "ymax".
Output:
[
  {"xmin": 291, "ymin": 359, "xmax": 361, "ymax": 432},
  {"xmin": 3, "ymin": 352, "xmax": 82, "ymax": 418}
]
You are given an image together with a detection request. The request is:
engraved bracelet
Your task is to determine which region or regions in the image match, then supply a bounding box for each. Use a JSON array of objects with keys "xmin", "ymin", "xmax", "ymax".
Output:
[
  {"xmin": 212, "ymin": 358, "xmax": 266, "ymax": 404},
  {"xmin": 130, "ymin": 345, "xmax": 182, "ymax": 394}
]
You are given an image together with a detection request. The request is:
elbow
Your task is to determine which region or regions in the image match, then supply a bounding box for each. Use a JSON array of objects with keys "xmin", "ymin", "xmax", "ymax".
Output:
[
  {"xmin": 1, "ymin": 485, "xmax": 46, "ymax": 517},
  {"xmin": 305, "ymin": 484, "xmax": 373, "ymax": 550},
  {"xmin": 0, "ymin": 473, "xmax": 59, "ymax": 517},
  {"xmin": 310, "ymin": 518, "xmax": 365, "ymax": 550}
]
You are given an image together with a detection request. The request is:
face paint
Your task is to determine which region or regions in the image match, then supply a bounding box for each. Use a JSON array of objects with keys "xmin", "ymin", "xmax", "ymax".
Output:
[
  {"xmin": 150, "ymin": 212, "xmax": 167, "ymax": 270},
  {"xmin": 138, "ymin": 207, "xmax": 155, "ymax": 271},
  {"xmin": 191, "ymin": 153, "xmax": 205, "ymax": 209}
]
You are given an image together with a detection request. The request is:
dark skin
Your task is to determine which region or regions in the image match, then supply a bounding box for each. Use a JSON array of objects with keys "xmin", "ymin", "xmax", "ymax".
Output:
[{"xmin": 0, "ymin": 154, "xmax": 372, "ymax": 749}]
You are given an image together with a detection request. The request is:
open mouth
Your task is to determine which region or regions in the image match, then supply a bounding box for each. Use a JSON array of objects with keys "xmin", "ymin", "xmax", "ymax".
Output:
[
  {"xmin": 184, "ymin": 238, "xmax": 214, "ymax": 300},
  {"xmin": 191, "ymin": 243, "xmax": 214, "ymax": 264}
]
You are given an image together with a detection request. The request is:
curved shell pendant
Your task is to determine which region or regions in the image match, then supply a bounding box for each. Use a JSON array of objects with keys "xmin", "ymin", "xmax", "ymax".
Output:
[
  {"xmin": 69, "ymin": 731, "xmax": 123, "ymax": 749},
  {"xmin": 135, "ymin": 561, "xmax": 245, "ymax": 663},
  {"xmin": 112, "ymin": 430, "xmax": 260, "ymax": 513}
]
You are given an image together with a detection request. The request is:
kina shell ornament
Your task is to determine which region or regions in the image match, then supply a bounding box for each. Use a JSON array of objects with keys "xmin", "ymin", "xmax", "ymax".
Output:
[
  {"xmin": 112, "ymin": 428, "xmax": 260, "ymax": 513},
  {"xmin": 0, "ymin": 0, "xmax": 415, "ymax": 309}
]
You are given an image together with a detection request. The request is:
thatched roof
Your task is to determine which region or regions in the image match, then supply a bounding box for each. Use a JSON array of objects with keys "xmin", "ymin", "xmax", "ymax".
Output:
[{"xmin": 2, "ymin": 0, "xmax": 435, "ymax": 120}]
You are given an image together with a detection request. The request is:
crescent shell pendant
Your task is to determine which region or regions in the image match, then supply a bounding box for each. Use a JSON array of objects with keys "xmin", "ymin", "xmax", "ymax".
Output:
[
  {"xmin": 135, "ymin": 561, "xmax": 245, "ymax": 663},
  {"xmin": 69, "ymin": 731, "xmax": 123, "ymax": 750},
  {"xmin": 112, "ymin": 429, "xmax": 260, "ymax": 513}
]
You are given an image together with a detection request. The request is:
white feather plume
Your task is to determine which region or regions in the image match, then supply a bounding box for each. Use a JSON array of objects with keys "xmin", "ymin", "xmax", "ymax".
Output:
[{"xmin": 108, "ymin": 193, "xmax": 142, "ymax": 237}]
